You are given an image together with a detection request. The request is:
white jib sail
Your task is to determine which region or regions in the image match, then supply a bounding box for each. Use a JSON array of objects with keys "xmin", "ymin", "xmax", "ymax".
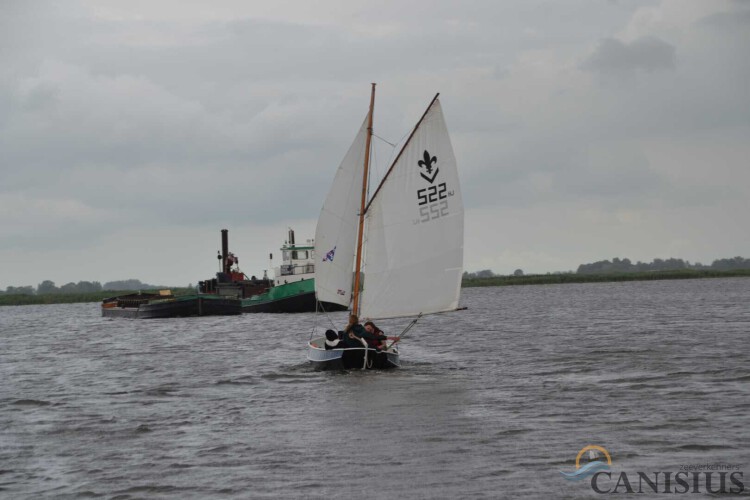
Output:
[
  {"xmin": 360, "ymin": 99, "xmax": 464, "ymax": 319},
  {"xmin": 314, "ymin": 115, "xmax": 369, "ymax": 308}
]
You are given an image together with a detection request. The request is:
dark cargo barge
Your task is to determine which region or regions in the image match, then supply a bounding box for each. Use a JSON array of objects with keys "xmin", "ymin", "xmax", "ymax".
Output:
[{"xmin": 101, "ymin": 291, "xmax": 241, "ymax": 318}]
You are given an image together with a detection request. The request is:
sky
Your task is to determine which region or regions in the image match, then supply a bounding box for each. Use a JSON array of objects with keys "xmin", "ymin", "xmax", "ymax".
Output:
[{"xmin": 1, "ymin": 0, "xmax": 749, "ymax": 289}]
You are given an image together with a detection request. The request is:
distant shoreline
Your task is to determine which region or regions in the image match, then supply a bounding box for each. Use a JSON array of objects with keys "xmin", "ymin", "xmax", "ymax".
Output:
[
  {"xmin": 461, "ymin": 269, "xmax": 750, "ymax": 287},
  {"xmin": 2, "ymin": 270, "xmax": 748, "ymax": 306},
  {"xmin": 0, "ymin": 288, "xmax": 195, "ymax": 307}
]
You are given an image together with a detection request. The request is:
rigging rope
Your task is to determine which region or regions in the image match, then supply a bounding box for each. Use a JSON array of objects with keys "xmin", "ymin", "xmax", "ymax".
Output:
[
  {"xmin": 321, "ymin": 302, "xmax": 338, "ymax": 331},
  {"xmin": 310, "ymin": 300, "xmax": 337, "ymax": 341},
  {"xmin": 372, "ymin": 132, "xmax": 397, "ymax": 148},
  {"xmin": 311, "ymin": 300, "xmax": 339, "ymax": 340},
  {"xmin": 310, "ymin": 299, "xmax": 320, "ymax": 341},
  {"xmin": 386, "ymin": 313, "xmax": 422, "ymax": 350}
]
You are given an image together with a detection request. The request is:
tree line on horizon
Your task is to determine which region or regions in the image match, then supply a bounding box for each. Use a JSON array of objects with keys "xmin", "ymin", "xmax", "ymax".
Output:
[
  {"xmin": 3, "ymin": 256, "xmax": 748, "ymax": 295},
  {"xmin": 462, "ymin": 256, "xmax": 750, "ymax": 279},
  {"xmin": 575, "ymin": 256, "xmax": 750, "ymax": 274},
  {"xmin": 0, "ymin": 279, "xmax": 191, "ymax": 296}
]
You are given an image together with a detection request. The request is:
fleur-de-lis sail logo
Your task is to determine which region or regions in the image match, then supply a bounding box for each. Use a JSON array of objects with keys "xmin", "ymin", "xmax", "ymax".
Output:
[{"xmin": 418, "ymin": 150, "xmax": 439, "ymax": 184}]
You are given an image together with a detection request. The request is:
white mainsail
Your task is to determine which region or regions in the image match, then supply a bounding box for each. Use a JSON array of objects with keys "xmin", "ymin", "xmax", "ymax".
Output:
[
  {"xmin": 360, "ymin": 99, "xmax": 464, "ymax": 319},
  {"xmin": 314, "ymin": 116, "xmax": 369, "ymax": 308}
]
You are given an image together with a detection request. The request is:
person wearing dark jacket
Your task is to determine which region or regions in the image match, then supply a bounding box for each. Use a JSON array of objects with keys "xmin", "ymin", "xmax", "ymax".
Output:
[
  {"xmin": 363, "ymin": 321, "xmax": 385, "ymax": 349},
  {"xmin": 344, "ymin": 314, "xmax": 398, "ymax": 347},
  {"xmin": 324, "ymin": 329, "xmax": 344, "ymax": 350},
  {"xmin": 343, "ymin": 314, "xmax": 383, "ymax": 348},
  {"xmin": 363, "ymin": 320, "xmax": 401, "ymax": 349},
  {"xmin": 342, "ymin": 314, "xmax": 369, "ymax": 348}
]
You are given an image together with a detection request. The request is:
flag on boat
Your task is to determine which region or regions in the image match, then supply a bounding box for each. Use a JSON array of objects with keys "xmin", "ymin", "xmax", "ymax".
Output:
[{"xmin": 322, "ymin": 246, "xmax": 336, "ymax": 262}]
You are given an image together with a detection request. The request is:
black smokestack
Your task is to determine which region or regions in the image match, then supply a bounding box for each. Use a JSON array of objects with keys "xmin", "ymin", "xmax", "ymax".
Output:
[{"xmin": 221, "ymin": 229, "xmax": 229, "ymax": 274}]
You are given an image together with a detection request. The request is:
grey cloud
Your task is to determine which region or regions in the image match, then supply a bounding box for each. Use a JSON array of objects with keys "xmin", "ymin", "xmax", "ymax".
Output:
[
  {"xmin": 580, "ymin": 36, "xmax": 676, "ymax": 74},
  {"xmin": 462, "ymin": 135, "xmax": 667, "ymax": 211},
  {"xmin": 1, "ymin": 1, "xmax": 748, "ymax": 286},
  {"xmin": 698, "ymin": 6, "xmax": 750, "ymax": 31}
]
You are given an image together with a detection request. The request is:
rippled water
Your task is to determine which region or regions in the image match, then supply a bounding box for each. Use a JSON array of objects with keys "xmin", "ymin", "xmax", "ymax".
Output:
[{"xmin": 1, "ymin": 278, "xmax": 749, "ymax": 498}]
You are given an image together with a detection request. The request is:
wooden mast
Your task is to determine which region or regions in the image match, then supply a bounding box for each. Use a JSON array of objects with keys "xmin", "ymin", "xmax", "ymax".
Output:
[{"xmin": 352, "ymin": 83, "xmax": 376, "ymax": 316}]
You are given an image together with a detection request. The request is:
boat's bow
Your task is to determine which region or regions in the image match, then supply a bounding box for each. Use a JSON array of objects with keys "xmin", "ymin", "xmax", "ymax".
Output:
[{"xmin": 307, "ymin": 337, "xmax": 399, "ymax": 370}]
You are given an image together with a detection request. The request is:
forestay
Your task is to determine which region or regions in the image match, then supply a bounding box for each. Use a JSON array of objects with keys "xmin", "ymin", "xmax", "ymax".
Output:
[
  {"xmin": 314, "ymin": 116, "xmax": 369, "ymax": 308},
  {"xmin": 361, "ymin": 99, "xmax": 464, "ymax": 319}
]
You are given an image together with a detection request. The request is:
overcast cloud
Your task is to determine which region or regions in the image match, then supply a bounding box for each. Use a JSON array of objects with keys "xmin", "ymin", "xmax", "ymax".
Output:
[{"xmin": 1, "ymin": 0, "xmax": 748, "ymax": 288}]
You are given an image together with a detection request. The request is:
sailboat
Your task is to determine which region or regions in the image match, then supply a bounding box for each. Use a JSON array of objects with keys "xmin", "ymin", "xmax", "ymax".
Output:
[{"xmin": 307, "ymin": 84, "xmax": 464, "ymax": 369}]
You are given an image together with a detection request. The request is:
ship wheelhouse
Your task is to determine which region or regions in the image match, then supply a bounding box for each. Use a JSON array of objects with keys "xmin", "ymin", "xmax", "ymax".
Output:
[{"xmin": 275, "ymin": 228, "xmax": 315, "ymax": 285}]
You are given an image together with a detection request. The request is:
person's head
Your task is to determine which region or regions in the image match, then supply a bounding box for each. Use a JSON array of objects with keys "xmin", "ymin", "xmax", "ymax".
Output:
[
  {"xmin": 325, "ymin": 329, "xmax": 338, "ymax": 341},
  {"xmin": 348, "ymin": 314, "xmax": 359, "ymax": 326},
  {"xmin": 364, "ymin": 321, "xmax": 377, "ymax": 333}
]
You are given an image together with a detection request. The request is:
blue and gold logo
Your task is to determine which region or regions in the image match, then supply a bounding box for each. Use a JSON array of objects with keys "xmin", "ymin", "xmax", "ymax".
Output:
[
  {"xmin": 560, "ymin": 445, "xmax": 612, "ymax": 481},
  {"xmin": 560, "ymin": 446, "xmax": 744, "ymax": 494}
]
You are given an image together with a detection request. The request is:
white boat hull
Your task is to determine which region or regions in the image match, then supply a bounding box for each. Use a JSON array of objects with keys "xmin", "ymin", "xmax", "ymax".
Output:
[{"xmin": 307, "ymin": 337, "xmax": 399, "ymax": 370}]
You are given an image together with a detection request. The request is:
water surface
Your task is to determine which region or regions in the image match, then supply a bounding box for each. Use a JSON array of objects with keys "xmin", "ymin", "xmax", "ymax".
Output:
[{"xmin": 1, "ymin": 278, "xmax": 748, "ymax": 498}]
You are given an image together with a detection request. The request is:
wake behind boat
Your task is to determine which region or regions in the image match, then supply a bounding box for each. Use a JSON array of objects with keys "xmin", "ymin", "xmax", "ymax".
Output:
[{"xmin": 307, "ymin": 85, "xmax": 464, "ymax": 369}]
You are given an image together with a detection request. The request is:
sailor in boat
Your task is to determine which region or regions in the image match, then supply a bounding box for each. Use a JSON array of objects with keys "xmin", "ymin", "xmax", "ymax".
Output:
[
  {"xmin": 324, "ymin": 329, "xmax": 345, "ymax": 350},
  {"xmin": 342, "ymin": 315, "xmax": 399, "ymax": 350},
  {"xmin": 342, "ymin": 314, "xmax": 368, "ymax": 348},
  {"xmin": 363, "ymin": 321, "xmax": 399, "ymax": 350}
]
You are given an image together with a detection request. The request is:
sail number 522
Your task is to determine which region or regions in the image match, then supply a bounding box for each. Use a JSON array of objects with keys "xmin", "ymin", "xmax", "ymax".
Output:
[
  {"xmin": 417, "ymin": 183, "xmax": 447, "ymax": 206},
  {"xmin": 415, "ymin": 182, "xmax": 453, "ymax": 224}
]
